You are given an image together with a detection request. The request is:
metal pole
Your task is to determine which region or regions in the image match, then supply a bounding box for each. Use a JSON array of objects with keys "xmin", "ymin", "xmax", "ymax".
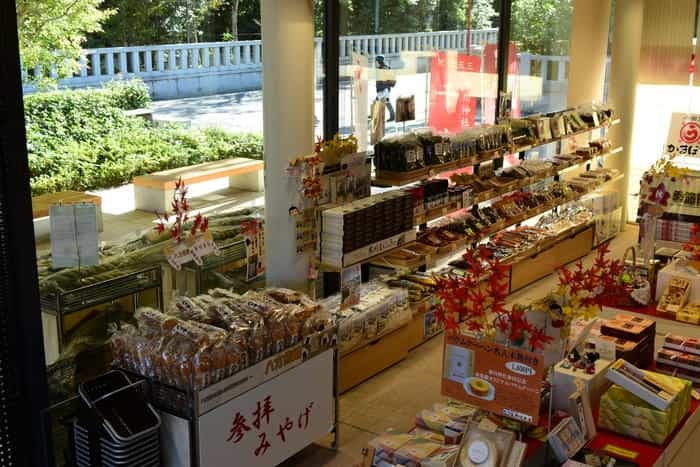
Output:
[
  {"xmin": 495, "ymin": 0, "xmax": 512, "ymax": 120},
  {"xmin": 466, "ymin": 0, "xmax": 473, "ymax": 54}
]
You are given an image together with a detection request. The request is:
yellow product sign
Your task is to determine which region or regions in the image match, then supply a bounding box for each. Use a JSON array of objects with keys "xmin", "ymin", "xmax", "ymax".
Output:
[{"xmin": 602, "ymin": 444, "xmax": 639, "ymax": 460}]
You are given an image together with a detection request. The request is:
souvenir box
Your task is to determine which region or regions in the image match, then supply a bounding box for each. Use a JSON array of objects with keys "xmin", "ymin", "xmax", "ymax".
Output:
[
  {"xmin": 552, "ymin": 358, "xmax": 613, "ymax": 410},
  {"xmin": 600, "ymin": 314, "xmax": 655, "ymax": 367},
  {"xmin": 598, "ymin": 373, "xmax": 691, "ymax": 445}
]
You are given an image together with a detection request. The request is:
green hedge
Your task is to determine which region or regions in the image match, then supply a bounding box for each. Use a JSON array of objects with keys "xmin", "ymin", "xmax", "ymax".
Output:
[{"xmin": 25, "ymin": 79, "xmax": 263, "ymax": 196}]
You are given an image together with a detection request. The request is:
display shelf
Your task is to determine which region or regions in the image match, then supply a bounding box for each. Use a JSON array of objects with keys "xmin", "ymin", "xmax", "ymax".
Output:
[
  {"xmin": 372, "ymin": 119, "xmax": 619, "ymax": 188},
  {"xmin": 409, "ymin": 146, "xmax": 622, "ymax": 228},
  {"xmin": 339, "ymin": 175, "xmax": 623, "ymax": 273}
]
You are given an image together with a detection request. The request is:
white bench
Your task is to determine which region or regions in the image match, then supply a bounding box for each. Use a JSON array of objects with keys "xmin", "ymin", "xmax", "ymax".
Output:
[{"xmin": 133, "ymin": 157, "xmax": 264, "ymax": 212}]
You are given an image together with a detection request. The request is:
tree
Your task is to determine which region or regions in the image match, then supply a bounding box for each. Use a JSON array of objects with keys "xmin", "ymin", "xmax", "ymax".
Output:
[
  {"xmin": 16, "ymin": 0, "xmax": 114, "ymax": 83},
  {"xmin": 511, "ymin": 0, "xmax": 573, "ymax": 55},
  {"xmin": 469, "ymin": 0, "xmax": 496, "ymax": 29},
  {"xmin": 230, "ymin": 0, "xmax": 240, "ymax": 40}
]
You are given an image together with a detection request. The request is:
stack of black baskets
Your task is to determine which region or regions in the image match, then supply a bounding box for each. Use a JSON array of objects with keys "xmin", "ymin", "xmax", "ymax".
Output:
[{"xmin": 73, "ymin": 371, "xmax": 161, "ymax": 466}]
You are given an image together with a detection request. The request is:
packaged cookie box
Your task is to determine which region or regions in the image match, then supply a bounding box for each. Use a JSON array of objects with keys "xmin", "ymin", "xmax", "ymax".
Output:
[
  {"xmin": 657, "ymin": 276, "xmax": 691, "ymax": 315},
  {"xmin": 598, "ymin": 373, "xmax": 692, "ymax": 445},
  {"xmin": 677, "ymin": 302, "xmax": 700, "ymax": 324},
  {"xmin": 656, "ymin": 348, "xmax": 700, "ymax": 374},
  {"xmin": 664, "ymin": 334, "xmax": 700, "ymax": 356},
  {"xmin": 597, "ymin": 334, "xmax": 651, "ymax": 368},
  {"xmin": 600, "ymin": 314, "xmax": 655, "ymax": 367}
]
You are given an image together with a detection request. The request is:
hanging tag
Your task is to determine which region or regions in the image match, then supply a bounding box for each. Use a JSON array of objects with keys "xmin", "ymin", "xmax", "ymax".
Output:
[{"xmin": 165, "ymin": 241, "xmax": 195, "ymax": 271}]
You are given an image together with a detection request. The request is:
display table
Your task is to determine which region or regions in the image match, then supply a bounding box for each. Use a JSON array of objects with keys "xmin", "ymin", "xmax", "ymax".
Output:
[
  {"xmin": 599, "ymin": 304, "xmax": 700, "ymax": 341},
  {"xmin": 587, "ymin": 400, "xmax": 700, "ymax": 467}
]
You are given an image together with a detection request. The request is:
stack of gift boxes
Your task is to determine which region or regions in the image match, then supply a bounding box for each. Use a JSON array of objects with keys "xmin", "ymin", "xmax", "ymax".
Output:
[
  {"xmin": 655, "ymin": 334, "xmax": 700, "ymax": 386},
  {"xmin": 322, "ymin": 191, "xmax": 414, "ymax": 267}
]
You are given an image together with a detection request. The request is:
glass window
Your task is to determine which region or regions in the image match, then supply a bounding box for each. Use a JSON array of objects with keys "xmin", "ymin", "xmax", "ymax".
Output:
[
  {"xmin": 338, "ymin": 0, "xmax": 500, "ymax": 152},
  {"xmin": 17, "ymin": 1, "xmax": 268, "ymax": 463},
  {"xmin": 509, "ymin": 0, "xmax": 573, "ymax": 117}
]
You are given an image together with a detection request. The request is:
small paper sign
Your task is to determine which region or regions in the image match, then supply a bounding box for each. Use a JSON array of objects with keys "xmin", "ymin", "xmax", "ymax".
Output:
[
  {"xmin": 165, "ymin": 241, "xmax": 196, "ymax": 271},
  {"xmin": 50, "ymin": 204, "xmax": 99, "ymax": 269},
  {"xmin": 244, "ymin": 220, "xmax": 265, "ymax": 281},
  {"xmin": 190, "ymin": 231, "xmax": 220, "ymax": 262},
  {"xmin": 340, "ymin": 264, "xmax": 361, "ymax": 310}
]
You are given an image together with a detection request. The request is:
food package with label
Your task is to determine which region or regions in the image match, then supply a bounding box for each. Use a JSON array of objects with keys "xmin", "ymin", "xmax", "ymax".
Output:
[
  {"xmin": 677, "ymin": 302, "xmax": 700, "ymax": 324},
  {"xmin": 598, "ymin": 372, "xmax": 692, "ymax": 445},
  {"xmin": 657, "ymin": 276, "xmax": 691, "ymax": 316},
  {"xmin": 655, "ymin": 347, "xmax": 700, "ymax": 386},
  {"xmin": 663, "ymin": 334, "xmax": 700, "ymax": 356},
  {"xmin": 455, "ymin": 422, "xmax": 515, "ymax": 467},
  {"xmin": 323, "ymin": 280, "xmax": 411, "ymax": 355},
  {"xmin": 600, "ymin": 314, "xmax": 655, "ymax": 367}
]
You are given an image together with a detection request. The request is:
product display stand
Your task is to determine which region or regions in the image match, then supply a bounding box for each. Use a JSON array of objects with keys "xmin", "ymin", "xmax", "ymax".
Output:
[{"xmin": 136, "ymin": 328, "xmax": 338, "ymax": 467}]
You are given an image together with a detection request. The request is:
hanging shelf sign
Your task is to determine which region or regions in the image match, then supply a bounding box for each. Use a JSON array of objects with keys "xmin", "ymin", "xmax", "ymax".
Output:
[{"xmin": 665, "ymin": 112, "xmax": 700, "ymax": 157}]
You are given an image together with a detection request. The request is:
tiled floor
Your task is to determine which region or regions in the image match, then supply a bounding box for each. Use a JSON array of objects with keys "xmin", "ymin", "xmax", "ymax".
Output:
[{"xmin": 281, "ymin": 226, "xmax": 644, "ymax": 467}]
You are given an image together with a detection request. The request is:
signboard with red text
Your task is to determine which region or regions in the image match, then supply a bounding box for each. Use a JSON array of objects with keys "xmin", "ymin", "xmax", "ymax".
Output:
[
  {"xmin": 198, "ymin": 349, "xmax": 334, "ymax": 466},
  {"xmin": 666, "ymin": 112, "xmax": 700, "ymax": 157}
]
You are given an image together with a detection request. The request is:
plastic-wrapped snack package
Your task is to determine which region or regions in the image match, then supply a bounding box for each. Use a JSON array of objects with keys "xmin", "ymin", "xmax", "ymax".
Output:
[
  {"xmin": 109, "ymin": 323, "xmax": 137, "ymax": 371},
  {"xmin": 167, "ymin": 295, "xmax": 210, "ymax": 323},
  {"xmin": 193, "ymin": 350, "xmax": 213, "ymax": 390},
  {"xmin": 214, "ymin": 300, "xmax": 267, "ymax": 364},
  {"xmin": 208, "ymin": 288, "xmax": 239, "ymax": 300},
  {"xmin": 242, "ymin": 292, "xmax": 291, "ymax": 354},
  {"xmin": 266, "ymin": 287, "xmax": 323, "ymax": 317},
  {"xmin": 135, "ymin": 307, "xmax": 178, "ymax": 337}
]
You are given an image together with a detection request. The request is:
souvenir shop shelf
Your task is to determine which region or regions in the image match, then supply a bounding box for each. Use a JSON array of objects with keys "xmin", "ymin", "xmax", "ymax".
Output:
[
  {"xmin": 126, "ymin": 330, "xmax": 339, "ymax": 467},
  {"xmin": 372, "ymin": 115, "xmax": 619, "ymax": 188},
  {"xmin": 509, "ymin": 225, "xmax": 595, "ymax": 292},
  {"xmin": 41, "ymin": 265, "xmax": 163, "ymax": 364}
]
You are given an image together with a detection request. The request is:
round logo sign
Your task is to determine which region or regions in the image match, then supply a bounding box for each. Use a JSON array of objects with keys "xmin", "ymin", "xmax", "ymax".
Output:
[{"xmin": 680, "ymin": 121, "xmax": 700, "ymax": 144}]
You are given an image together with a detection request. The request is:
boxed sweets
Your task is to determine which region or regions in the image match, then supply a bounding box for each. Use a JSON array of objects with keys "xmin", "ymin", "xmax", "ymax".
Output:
[
  {"xmin": 600, "ymin": 313, "xmax": 655, "ymax": 367},
  {"xmin": 656, "ymin": 348, "xmax": 700, "ymax": 376},
  {"xmin": 657, "ymin": 276, "xmax": 691, "ymax": 316},
  {"xmin": 677, "ymin": 302, "xmax": 700, "ymax": 324},
  {"xmin": 322, "ymin": 280, "xmax": 410, "ymax": 354},
  {"xmin": 597, "ymin": 334, "xmax": 649, "ymax": 367},
  {"xmin": 599, "ymin": 370, "xmax": 691, "ymax": 445},
  {"xmin": 663, "ymin": 334, "xmax": 700, "ymax": 356},
  {"xmin": 322, "ymin": 190, "xmax": 414, "ymax": 264},
  {"xmin": 375, "ymin": 133, "xmax": 426, "ymax": 172}
]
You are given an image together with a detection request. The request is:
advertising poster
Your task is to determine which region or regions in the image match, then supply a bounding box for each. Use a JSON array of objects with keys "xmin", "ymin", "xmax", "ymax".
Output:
[
  {"xmin": 428, "ymin": 51, "xmax": 481, "ymax": 133},
  {"xmin": 442, "ymin": 333, "xmax": 544, "ymax": 424}
]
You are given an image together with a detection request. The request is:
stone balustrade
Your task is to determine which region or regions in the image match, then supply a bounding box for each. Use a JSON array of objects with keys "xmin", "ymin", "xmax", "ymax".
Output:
[{"xmin": 22, "ymin": 29, "xmax": 573, "ymax": 100}]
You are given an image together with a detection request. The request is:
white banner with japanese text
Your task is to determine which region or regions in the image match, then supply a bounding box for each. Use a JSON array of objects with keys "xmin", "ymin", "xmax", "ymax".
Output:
[{"xmin": 198, "ymin": 349, "xmax": 334, "ymax": 467}]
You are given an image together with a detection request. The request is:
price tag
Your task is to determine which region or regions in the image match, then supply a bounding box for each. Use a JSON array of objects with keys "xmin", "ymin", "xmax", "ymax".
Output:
[
  {"xmin": 190, "ymin": 231, "xmax": 220, "ymax": 262},
  {"xmin": 462, "ymin": 190, "xmax": 473, "ymax": 208},
  {"xmin": 165, "ymin": 241, "xmax": 195, "ymax": 271}
]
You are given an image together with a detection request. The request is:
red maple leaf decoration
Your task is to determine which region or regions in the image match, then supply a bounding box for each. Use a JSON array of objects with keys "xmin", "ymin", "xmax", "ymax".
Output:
[{"xmin": 153, "ymin": 177, "xmax": 208, "ymax": 243}]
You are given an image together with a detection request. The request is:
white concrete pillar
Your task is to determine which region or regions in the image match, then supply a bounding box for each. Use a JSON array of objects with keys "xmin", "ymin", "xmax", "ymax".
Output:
[
  {"xmin": 261, "ymin": 0, "xmax": 315, "ymax": 291},
  {"xmin": 608, "ymin": 0, "xmax": 645, "ymax": 223}
]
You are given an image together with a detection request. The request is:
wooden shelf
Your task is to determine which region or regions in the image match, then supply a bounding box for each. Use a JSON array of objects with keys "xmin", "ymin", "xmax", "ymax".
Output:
[
  {"xmin": 409, "ymin": 146, "xmax": 622, "ymax": 228},
  {"xmin": 372, "ymin": 119, "xmax": 620, "ymax": 188},
  {"xmin": 366, "ymin": 175, "xmax": 624, "ymax": 274}
]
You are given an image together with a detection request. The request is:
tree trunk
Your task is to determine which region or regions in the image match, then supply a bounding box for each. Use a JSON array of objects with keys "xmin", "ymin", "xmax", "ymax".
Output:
[{"xmin": 231, "ymin": 0, "xmax": 240, "ymax": 41}]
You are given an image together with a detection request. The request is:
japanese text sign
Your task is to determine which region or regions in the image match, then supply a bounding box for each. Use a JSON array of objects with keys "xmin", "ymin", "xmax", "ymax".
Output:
[
  {"xmin": 442, "ymin": 334, "xmax": 544, "ymax": 424},
  {"xmin": 198, "ymin": 349, "xmax": 334, "ymax": 466},
  {"xmin": 666, "ymin": 113, "xmax": 700, "ymax": 157}
]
